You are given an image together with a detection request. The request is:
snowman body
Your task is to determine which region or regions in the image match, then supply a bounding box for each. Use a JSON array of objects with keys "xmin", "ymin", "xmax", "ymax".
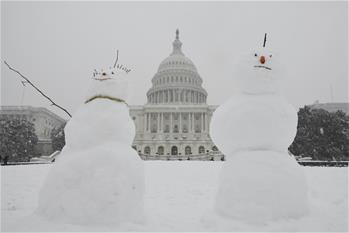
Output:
[
  {"xmin": 37, "ymin": 68, "xmax": 145, "ymax": 225},
  {"xmin": 211, "ymin": 49, "xmax": 309, "ymax": 222},
  {"xmin": 211, "ymin": 93, "xmax": 298, "ymax": 156}
]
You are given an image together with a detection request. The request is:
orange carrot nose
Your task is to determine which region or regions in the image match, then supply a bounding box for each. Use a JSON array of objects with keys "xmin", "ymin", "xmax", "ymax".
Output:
[{"xmin": 260, "ymin": 56, "xmax": 266, "ymax": 64}]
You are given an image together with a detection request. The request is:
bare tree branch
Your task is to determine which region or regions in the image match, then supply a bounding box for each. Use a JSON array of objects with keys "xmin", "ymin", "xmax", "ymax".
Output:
[{"xmin": 4, "ymin": 61, "xmax": 72, "ymax": 118}]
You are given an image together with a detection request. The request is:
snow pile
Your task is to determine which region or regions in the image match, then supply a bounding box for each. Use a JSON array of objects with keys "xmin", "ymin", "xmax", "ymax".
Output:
[
  {"xmin": 36, "ymin": 66, "xmax": 145, "ymax": 226},
  {"xmin": 210, "ymin": 46, "xmax": 309, "ymax": 223},
  {"xmin": 1, "ymin": 164, "xmax": 347, "ymax": 232}
]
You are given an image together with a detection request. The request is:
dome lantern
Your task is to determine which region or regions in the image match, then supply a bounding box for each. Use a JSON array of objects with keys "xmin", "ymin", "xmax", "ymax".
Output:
[{"xmin": 172, "ymin": 29, "xmax": 183, "ymax": 55}]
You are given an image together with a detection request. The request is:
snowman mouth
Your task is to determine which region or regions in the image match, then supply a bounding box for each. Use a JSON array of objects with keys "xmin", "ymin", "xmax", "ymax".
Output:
[
  {"xmin": 92, "ymin": 77, "xmax": 113, "ymax": 81},
  {"xmin": 254, "ymin": 65, "xmax": 272, "ymax": 70}
]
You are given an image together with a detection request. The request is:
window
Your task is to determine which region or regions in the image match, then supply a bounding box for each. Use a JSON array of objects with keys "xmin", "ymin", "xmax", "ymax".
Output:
[
  {"xmin": 171, "ymin": 146, "xmax": 178, "ymax": 155},
  {"xmin": 144, "ymin": 147, "xmax": 150, "ymax": 155},
  {"xmin": 173, "ymin": 125, "xmax": 179, "ymax": 133},
  {"xmin": 164, "ymin": 125, "xmax": 170, "ymax": 133},
  {"xmin": 199, "ymin": 146, "xmax": 205, "ymax": 154},
  {"xmin": 195, "ymin": 125, "xmax": 201, "ymax": 133},
  {"xmin": 157, "ymin": 146, "xmax": 164, "ymax": 155},
  {"xmin": 212, "ymin": 146, "xmax": 218, "ymax": 151},
  {"xmin": 185, "ymin": 146, "xmax": 191, "ymax": 155},
  {"xmin": 151, "ymin": 124, "xmax": 157, "ymax": 133},
  {"xmin": 182, "ymin": 125, "xmax": 188, "ymax": 133}
]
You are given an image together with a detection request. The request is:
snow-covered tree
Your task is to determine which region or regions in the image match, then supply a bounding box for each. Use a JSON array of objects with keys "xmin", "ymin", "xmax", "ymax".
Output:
[
  {"xmin": 0, "ymin": 117, "xmax": 38, "ymax": 164},
  {"xmin": 51, "ymin": 123, "xmax": 66, "ymax": 152},
  {"xmin": 289, "ymin": 106, "xmax": 349, "ymax": 161}
]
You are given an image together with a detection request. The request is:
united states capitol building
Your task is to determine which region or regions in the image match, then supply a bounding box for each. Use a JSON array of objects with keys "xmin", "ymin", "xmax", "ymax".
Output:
[{"xmin": 129, "ymin": 30, "xmax": 224, "ymax": 161}]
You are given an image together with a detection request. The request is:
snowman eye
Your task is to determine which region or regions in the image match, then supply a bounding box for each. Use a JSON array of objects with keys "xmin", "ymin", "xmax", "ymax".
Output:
[
  {"xmin": 254, "ymin": 53, "xmax": 258, "ymax": 57},
  {"xmin": 269, "ymin": 55, "xmax": 272, "ymax": 58},
  {"xmin": 111, "ymin": 72, "xmax": 114, "ymax": 74}
]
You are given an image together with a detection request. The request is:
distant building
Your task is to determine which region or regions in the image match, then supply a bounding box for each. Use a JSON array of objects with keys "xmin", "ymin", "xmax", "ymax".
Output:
[
  {"xmin": 0, "ymin": 106, "xmax": 66, "ymax": 156},
  {"xmin": 129, "ymin": 30, "xmax": 224, "ymax": 161},
  {"xmin": 309, "ymin": 101, "xmax": 349, "ymax": 115}
]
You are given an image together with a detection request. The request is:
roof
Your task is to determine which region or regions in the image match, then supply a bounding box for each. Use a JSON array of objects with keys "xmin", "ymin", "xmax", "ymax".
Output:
[{"xmin": 0, "ymin": 105, "xmax": 67, "ymax": 124}]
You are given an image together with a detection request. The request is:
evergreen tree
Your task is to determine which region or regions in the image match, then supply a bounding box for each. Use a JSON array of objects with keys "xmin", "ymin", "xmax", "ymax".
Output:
[
  {"xmin": 0, "ymin": 117, "xmax": 38, "ymax": 164},
  {"xmin": 51, "ymin": 123, "xmax": 66, "ymax": 151},
  {"xmin": 289, "ymin": 106, "xmax": 349, "ymax": 161}
]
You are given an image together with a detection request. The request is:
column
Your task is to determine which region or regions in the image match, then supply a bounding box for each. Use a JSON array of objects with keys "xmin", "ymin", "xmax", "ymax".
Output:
[
  {"xmin": 191, "ymin": 113, "xmax": 194, "ymax": 132},
  {"xmin": 146, "ymin": 113, "xmax": 148, "ymax": 132},
  {"xmin": 157, "ymin": 112, "xmax": 160, "ymax": 132},
  {"xmin": 201, "ymin": 112, "xmax": 204, "ymax": 132},
  {"xmin": 143, "ymin": 112, "xmax": 147, "ymax": 132},
  {"xmin": 148, "ymin": 113, "xmax": 151, "ymax": 132},
  {"xmin": 179, "ymin": 112, "xmax": 182, "ymax": 133},
  {"xmin": 170, "ymin": 112, "xmax": 173, "ymax": 133},
  {"xmin": 189, "ymin": 112, "xmax": 191, "ymax": 133}
]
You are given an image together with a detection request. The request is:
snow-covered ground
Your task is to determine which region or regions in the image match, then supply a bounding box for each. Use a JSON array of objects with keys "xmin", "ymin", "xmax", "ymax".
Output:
[{"xmin": 1, "ymin": 162, "xmax": 348, "ymax": 232}]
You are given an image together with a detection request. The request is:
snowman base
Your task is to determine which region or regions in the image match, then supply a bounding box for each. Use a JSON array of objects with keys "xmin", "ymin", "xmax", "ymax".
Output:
[
  {"xmin": 214, "ymin": 150, "xmax": 309, "ymax": 224},
  {"xmin": 37, "ymin": 142, "xmax": 145, "ymax": 226}
]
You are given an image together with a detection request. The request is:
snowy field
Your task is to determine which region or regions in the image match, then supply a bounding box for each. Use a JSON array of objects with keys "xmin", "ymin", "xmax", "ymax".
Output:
[{"xmin": 1, "ymin": 162, "xmax": 348, "ymax": 232}]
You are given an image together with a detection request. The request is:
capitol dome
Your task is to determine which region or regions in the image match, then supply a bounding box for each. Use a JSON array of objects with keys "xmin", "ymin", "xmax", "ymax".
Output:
[{"xmin": 147, "ymin": 29, "xmax": 207, "ymax": 105}]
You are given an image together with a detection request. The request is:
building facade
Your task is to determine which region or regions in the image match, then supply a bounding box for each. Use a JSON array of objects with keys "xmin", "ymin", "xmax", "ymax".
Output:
[
  {"xmin": 0, "ymin": 106, "xmax": 66, "ymax": 156},
  {"xmin": 129, "ymin": 30, "xmax": 223, "ymax": 161}
]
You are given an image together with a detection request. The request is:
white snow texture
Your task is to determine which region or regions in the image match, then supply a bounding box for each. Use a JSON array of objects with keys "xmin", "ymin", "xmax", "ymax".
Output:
[
  {"xmin": 37, "ymin": 71, "xmax": 145, "ymax": 225},
  {"xmin": 210, "ymin": 48, "xmax": 309, "ymax": 222}
]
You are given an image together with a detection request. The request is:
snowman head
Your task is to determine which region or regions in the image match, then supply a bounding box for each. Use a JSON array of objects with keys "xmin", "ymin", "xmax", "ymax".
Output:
[
  {"xmin": 234, "ymin": 33, "xmax": 281, "ymax": 95},
  {"xmin": 92, "ymin": 50, "xmax": 131, "ymax": 81},
  {"xmin": 86, "ymin": 51, "xmax": 132, "ymax": 103}
]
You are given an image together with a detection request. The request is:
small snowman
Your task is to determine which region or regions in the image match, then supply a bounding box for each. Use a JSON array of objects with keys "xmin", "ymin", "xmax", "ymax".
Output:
[
  {"xmin": 37, "ymin": 51, "xmax": 145, "ymax": 226},
  {"xmin": 210, "ymin": 34, "xmax": 309, "ymax": 223}
]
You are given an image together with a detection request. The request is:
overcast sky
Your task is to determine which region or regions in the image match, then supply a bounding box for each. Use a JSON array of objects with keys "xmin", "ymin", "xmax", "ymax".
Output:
[{"xmin": 1, "ymin": 1, "xmax": 348, "ymax": 119}]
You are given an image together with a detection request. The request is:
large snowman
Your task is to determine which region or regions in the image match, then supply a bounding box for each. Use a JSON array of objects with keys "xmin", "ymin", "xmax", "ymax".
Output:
[
  {"xmin": 210, "ymin": 35, "xmax": 309, "ymax": 223},
  {"xmin": 37, "ymin": 52, "xmax": 145, "ymax": 226}
]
